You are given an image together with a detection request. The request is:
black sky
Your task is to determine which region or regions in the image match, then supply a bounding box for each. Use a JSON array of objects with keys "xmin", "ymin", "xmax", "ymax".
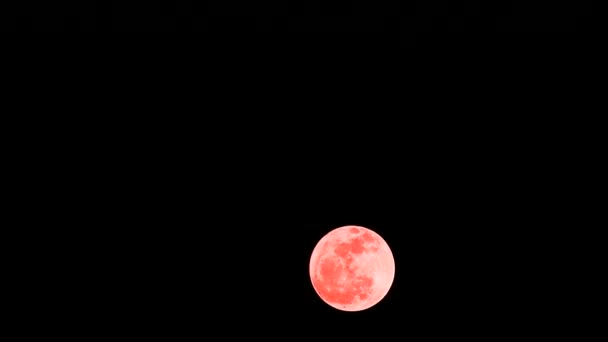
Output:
[
  {"xmin": 20, "ymin": 1, "xmax": 597, "ymax": 32},
  {"xmin": 22, "ymin": 68, "xmax": 603, "ymax": 339}
]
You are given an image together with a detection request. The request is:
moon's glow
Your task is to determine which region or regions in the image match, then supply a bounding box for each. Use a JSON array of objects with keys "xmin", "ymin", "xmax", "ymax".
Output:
[{"xmin": 309, "ymin": 225, "xmax": 395, "ymax": 311}]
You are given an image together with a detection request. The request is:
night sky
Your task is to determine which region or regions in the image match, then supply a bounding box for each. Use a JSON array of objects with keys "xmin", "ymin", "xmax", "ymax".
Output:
[
  {"xmin": 22, "ymin": 70, "xmax": 602, "ymax": 339},
  {"xmin": 21, "ymin": 1, "xmax": 594, "ymax": 31}
]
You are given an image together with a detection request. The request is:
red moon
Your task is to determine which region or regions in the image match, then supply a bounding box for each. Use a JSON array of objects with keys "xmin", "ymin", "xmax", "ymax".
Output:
[{"xmin": 309, "ymin": 225, "xmax": 395, "ymax": 311}]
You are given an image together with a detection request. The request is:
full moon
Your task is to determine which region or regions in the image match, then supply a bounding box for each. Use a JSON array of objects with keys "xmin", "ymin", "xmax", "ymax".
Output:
[{"xmin": 309, "ymin": 225, "xmax": 395, "ymax": 311}]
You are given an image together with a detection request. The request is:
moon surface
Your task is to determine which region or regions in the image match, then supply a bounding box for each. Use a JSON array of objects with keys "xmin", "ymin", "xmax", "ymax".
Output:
[{"xmin": 309, "ymin": 225, "xmax": 395, "ymax": 311}]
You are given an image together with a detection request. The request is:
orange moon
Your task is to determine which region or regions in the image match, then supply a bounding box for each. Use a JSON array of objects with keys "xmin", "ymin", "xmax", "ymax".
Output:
[{"xmin": 309, "ymin": 225, "xmax": 395, "ymax": 311}]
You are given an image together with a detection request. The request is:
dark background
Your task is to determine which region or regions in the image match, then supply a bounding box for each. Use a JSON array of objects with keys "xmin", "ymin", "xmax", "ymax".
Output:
[
  {"xmin": 21, "ymin": 1, "xmax": 596, "ymax": 31},
  {"xmin": 19, "ymin": 69, "xmax": 603, "ymax": 339}
]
